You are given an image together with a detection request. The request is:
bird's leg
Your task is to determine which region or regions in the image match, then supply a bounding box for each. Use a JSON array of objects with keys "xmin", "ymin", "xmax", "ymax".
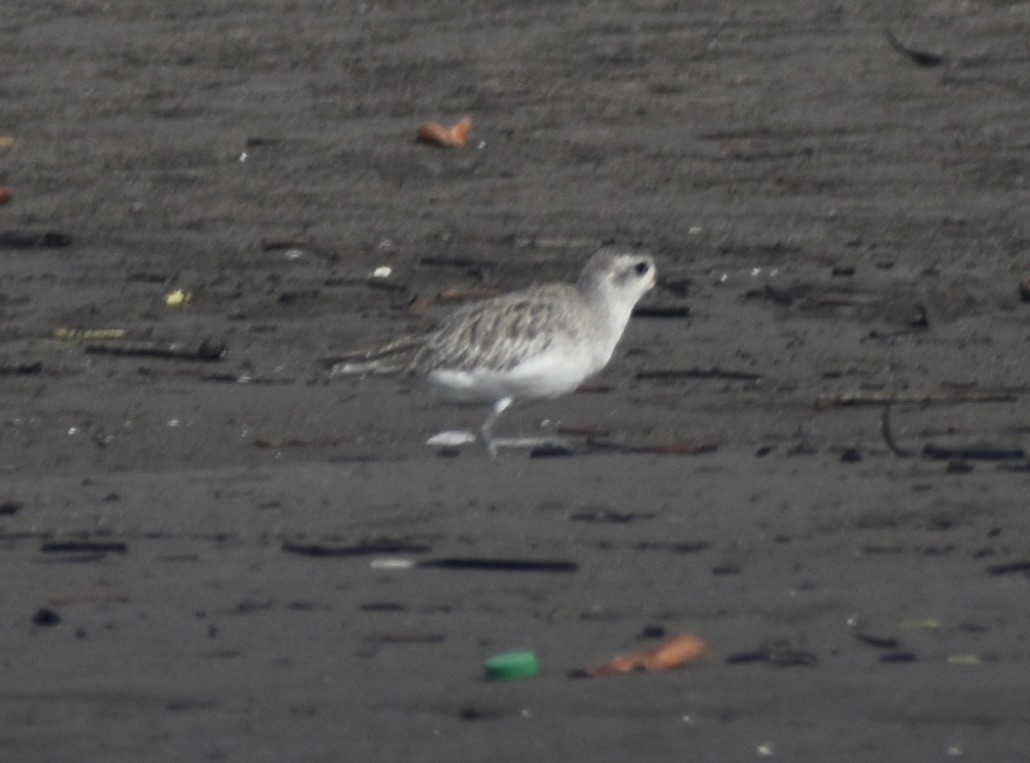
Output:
[
  {"xmin": 482, "ymin": 397, "xmax": 576, "ymax": 456},
  {"xmin": 481, "ymin": 397, "xmax": 513, "ymax": 458}
]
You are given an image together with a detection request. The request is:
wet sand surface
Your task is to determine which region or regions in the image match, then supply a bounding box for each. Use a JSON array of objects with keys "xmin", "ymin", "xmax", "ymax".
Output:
[{"xmin": 1, "ymin": 1, "xmax": 1029, "ymax": 760}]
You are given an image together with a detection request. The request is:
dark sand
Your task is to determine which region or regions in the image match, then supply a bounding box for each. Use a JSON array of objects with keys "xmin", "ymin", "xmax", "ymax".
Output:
[{"xmin": 2, "ymin": 1, "xmax": 1029, "ymax": 760}]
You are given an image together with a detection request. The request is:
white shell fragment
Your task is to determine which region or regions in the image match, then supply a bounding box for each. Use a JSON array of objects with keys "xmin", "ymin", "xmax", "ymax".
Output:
[
  {"xmin": 426, "ymin": 430, "xmax": 477, "ymax": 447},
  {"xmin": 370, "ymin": 558, "xmax": 414, "ymax": 570}
]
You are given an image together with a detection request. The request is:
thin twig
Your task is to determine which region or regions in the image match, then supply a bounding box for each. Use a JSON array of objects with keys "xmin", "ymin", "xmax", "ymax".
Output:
[
  {"xmin": 84, "ymin": 339, "xmax": 227, "ymax": 362},
  {"xmin": 881, "ymin": 400, "xmax": 914, "ymax": 458},
  {"xmin": 818, "ymin": 389, "xmax": 1019, "ymax": 407},
  {"xmin": 882, "ymin": 28, "xmax": 947, "ymax": 67},
  {"xmin": 638, "ymin": 367, "xmax": 760, "ymax": 382}
]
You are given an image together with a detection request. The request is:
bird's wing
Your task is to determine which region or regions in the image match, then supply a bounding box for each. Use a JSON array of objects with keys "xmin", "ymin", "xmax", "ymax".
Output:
[
  {"xmin": 415, "ymin": 286, "xmax": 584, "ymax": 373},
  {"xmin": 328, "ymin": 334, "xmax": 427, "ymax": 376}
]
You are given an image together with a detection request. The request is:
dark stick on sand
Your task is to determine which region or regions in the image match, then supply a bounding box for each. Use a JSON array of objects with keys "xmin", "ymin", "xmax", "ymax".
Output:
[
  {"xmin": 637, "ymin": 367, "xmax": 760, "ymax": 382},
  {"xmin": 882, "ymin": 28, "xmax": 947, "ymax": 67},
  {"xmin": 84, "ymin": 339, "xmax": 228, "ymax": 362},
  {"xmin": 881, "ymin": 400, "xmax": 914, "ymax": 458}
]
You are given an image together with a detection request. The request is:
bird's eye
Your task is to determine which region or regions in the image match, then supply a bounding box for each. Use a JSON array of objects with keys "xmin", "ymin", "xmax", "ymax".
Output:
[{"xmin": 633, "ymin": 261, "xmax": 651, "ymax": 276}]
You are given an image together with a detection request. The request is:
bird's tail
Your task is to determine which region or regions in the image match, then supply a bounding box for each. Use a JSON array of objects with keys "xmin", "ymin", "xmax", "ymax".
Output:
[{"xmin": 326, "ymin": 336, "xmax": 423, "ymax": 377}]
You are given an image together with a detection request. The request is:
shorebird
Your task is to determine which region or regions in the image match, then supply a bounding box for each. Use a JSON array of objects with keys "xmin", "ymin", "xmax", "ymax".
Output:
[{"xmin": 332, "ymin": 249, "xmax": 657, "ymax": 455}]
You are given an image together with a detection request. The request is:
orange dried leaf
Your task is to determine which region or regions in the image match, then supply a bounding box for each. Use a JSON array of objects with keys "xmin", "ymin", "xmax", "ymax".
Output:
[
  {"xmin": 448, "ymin": 117, "xmax": 474, "ymax": 146},
  {"xmin": 582, "ymin": 632, "xmax": 708, "ymax": 677},
  {"xmin": 417, "ymin": 117, "xmax": 474, "ymax": 149},
  {"xmin": 0, "ymin": 188, "xmax": 12, "ymax": 204}
]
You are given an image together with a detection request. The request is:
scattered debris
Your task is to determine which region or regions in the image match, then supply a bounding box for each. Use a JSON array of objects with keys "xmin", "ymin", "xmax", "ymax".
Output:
[
  {"xmin": 947, "ymin": 654, "xmax": 982, "ymax": 666},
  {"xmin": 909, "ymin": 303, "xmax": 929, "ymax": 328},
  {"xmin": 883, "ymin": 28, "xmax": 947, "ymax": 67},
  {"xmin": 0, "ymin": 188, "xmax": 11, "ymax": 204},
  {"xmin": 40, "ymin": 539, "xmax": 128, "ymax": 554},
  {"xmin": 419, "ymin": 557, "xmax": 578, "ymax": 573},
  {"xmin": 881, "ymin": 400, "xmax": 913, "ymax": 457},
  {"xmin": 53, "ymin": 327, "xmax": 127, "ymax": 341},
  {"xmin": 556, "ymin": 425, "xmax": 611, "ymax": 438},
  {"xmin": 819, "ymin": 388, "xmax": 1018, "ymax": 407},
  {"xmin": 514, "ymin": 236, "xmax": 596, "ymax": 250},
  {"xmin": 418, "ymin": 255, "xmax": 493, "ymax": 270},
  {"xmin": 84, "ymin": 338, "xmax": 227, "ymax": 362},
  {"xmin": 839, "ymin": 448, "xmax": 862, "ymax": 463},
  {"xmin": 282, "ymin": 539, "xmax": 432, "ymax": 557},
  {"xmin": 584, "ymin": 438, "xmax": 718, "ymax": 456},
  {"xmin": 416, "ymin": 117, "xmax": 474, "ymax": 148},
  {"xmin": 225, "ymin": 599, "xmax": 274, "ymax": 615},
  {"xmin": 638, "ymin": 624, "xmax": 666, "ymax": 639},
  {"xmin": 1019, "ymin": 278, "xmax": 1030, "ymax": 303},
  {"xmin": 244, "ymin": 137, "xmax": 283, "ymax": 148},
  {"xmin": 426, "ymin": 430, "xmax": 477, "ymax": 447},
  {"xmin": 369, "ymin": 558, "xmax": 414, "ymax": 570},
  {"xmin": 637, "ymin": 367, "xmax": 760, "ymax": 382},
  {"xmin": 635, "ymin": 540, "xmax": 710, "ymax": 554},
  {"xmin": 0, "ymin": 361, "xmax": 42, "ymax": 376},
  {"xmin": 529, "ymin": 441, "xmax": 577, "ymax": 458},
  {"xmin": 252, "ymin": 436, "xmax": 339, "ymax": 448},
  {"xmin": 366, "ymin": 632, "xmax": 445, "ymax": 644},
  {"xmin": 0, "ymin": 230, "xmax": 72, "ymax": 248},
  {"xmin": 726, "ymin": 640, "xmax": 817, "ymax": 667},
  {"xmin": 570, "ymin": 632, "xmax": 708, "ymax": 677},
  {"xmin": 485, "ymin": 651, "xmax": 539, "ymax": 681},
  {"xmin": 899, "ymin": 618, "xmax": 942, "ymax": 631},
  {"xmin": 851, "ymin": 632, "xmax": 900, "ymax": 650},
  {"xmin": 201, "ymin": 373, "xmax": 295, "ymax": 385},
  {"xmin": 363, "ymin": 276, "xmax": 408, "ymax": 294},
  {"xmin": 882, "ymin": 400, "xmax": 1024, "ymax": 461},
  {"xmin": 359, "ymin": 601, "xmax": 406, "ymax": 612},
  {"xmin": 261, "ymin": 239, "xmax": 340, "ymax": 263},
  {"xmin": 985, "ymin": 560, "xmax": 1030, "ymax": 576},
  {"xmin": 923, "ymin": 443, "xmax": 1025, "ymax": 461},
  {"xmin": 164, "ymin": 289, "xmax": 191, "ymax": 307},
  {"xmin": 32, "ymin": 608, "xmax": 61, "ymax": 627},
  {"xmin": 570, "ymin": 509, "xmax": 655, "ymax": 524}
]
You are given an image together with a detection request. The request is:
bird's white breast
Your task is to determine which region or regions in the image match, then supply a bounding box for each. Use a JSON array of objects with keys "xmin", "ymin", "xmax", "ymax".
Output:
[{"xmin": 426, "ymin": 343, "xmax": 601, "ymax": 404}]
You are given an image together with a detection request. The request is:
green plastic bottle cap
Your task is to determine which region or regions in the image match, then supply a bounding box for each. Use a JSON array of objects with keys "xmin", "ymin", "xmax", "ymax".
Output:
[{"xmin": 485, "ymin": 651, "xmax": 539, "ymax": 681}]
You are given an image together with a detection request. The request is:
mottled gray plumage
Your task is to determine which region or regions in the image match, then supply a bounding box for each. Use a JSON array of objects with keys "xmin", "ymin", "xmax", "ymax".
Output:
[
  {"xmin": 414, "ymin": 285, "xmax": 586, "ymax": 375},
  {"xmin": 333, "ymin": 249, "xmax": 657, "ymax": 454}
]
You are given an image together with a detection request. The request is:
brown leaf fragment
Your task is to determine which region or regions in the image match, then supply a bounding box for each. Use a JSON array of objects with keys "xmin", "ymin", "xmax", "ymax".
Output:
[
  {"xmin": 417, "ymin": 117, "xmax": 474, "ymax": 148},
  {"xmin": 575, "ymin": 632, "xmax": 708, "ymax": 677}
]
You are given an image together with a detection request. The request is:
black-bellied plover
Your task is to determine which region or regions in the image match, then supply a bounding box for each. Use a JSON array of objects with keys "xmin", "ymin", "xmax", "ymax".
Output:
[{"xmin": 333, "ymin": 249, "xmax": 657, "ymax": 455}]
